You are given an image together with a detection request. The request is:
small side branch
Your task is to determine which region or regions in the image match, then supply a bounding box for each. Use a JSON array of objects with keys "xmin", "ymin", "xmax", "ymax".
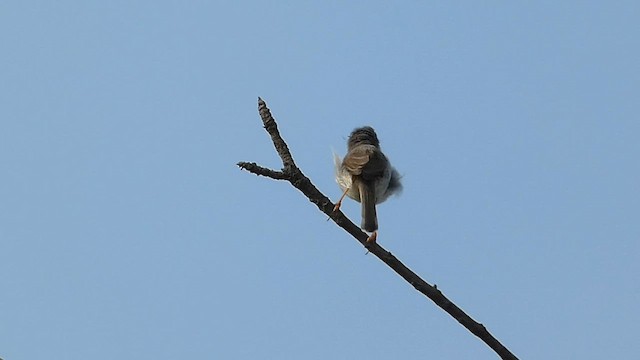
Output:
[
  {"xmin": 237, "ymin": 98, "xmax": 519, "ymax": 360},
  {"xmin": 258, "ymin": 97, "xmax": 296, "ymax": 171},
  {"xmin": 237, "ymin": 162, "xmax": 289, "ymax": 180}
]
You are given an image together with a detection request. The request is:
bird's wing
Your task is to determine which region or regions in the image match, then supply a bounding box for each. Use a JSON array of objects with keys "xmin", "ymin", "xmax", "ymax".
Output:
[{"xmin": 343, "ymin": 145, "xmax": 387, "ymax": 180}]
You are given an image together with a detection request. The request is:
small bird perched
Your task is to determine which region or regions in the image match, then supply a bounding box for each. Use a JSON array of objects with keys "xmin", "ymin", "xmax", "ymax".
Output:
[{"xmin": 333, "ymin": 126, "xmax": 402, "ymax": 243}]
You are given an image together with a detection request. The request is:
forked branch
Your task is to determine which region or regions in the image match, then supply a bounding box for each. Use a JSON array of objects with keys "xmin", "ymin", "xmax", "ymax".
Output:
[{"xmin": 237, "ymin": 98, "xmax": 518, "ymax": 360}]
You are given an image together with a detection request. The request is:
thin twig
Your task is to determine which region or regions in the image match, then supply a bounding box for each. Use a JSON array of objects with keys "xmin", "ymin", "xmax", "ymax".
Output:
[
  {"xmin": 258, "ymin": 97, "xmax": 296, "ymax": 171},
  {"xmin": 237, "ymin": 98, "xmax": 519, "ymax": 360},
  {"xmin": 237, "ymin": 162, "xmax": 289, "ymax": 180}
]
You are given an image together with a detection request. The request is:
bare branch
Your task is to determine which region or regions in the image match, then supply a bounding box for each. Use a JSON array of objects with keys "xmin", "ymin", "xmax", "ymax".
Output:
[
  {"xmin": 257, "ymin": 97, "xmax": 296, "ymax": 171},
  {"xmin": 237, "ymin": 98, "xmax": 519, "ymax": 360},
  {"xmin": 237, "ymin": 161, "xmax": 289, "ymax": 180}
]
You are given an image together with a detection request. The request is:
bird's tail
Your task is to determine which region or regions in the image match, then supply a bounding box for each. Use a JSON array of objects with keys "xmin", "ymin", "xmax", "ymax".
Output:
[{"xmin": 359, "ymin": 182, "xmax": 378, "ymax": 232}]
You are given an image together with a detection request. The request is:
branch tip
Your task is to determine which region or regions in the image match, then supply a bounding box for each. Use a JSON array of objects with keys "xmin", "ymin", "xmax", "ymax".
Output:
[{"xmin": 237, "ymin": 161, "xmax": 288, "ymax": 180}]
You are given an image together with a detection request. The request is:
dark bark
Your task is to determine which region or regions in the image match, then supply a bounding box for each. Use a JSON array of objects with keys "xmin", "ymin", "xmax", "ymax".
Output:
[{"xmin": 237, "ymin": 98, "xmax": 519, "ymax": 360}]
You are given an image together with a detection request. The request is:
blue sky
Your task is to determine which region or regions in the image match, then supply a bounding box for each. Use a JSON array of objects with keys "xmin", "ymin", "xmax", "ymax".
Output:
[{"xmin": 1, "ymin": 1, "xmax": 639, "ymax": 359}]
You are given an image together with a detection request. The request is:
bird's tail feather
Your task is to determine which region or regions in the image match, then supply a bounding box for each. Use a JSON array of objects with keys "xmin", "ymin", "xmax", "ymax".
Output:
[{"xmin": 359, "ymin": 182, "xmax": 378, "ymax": 232}]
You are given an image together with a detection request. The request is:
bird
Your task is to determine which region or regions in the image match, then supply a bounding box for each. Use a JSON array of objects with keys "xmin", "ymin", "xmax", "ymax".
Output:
[{"xmin": 333, "ymin": 126, "xmax": 402, "ymax": 243}]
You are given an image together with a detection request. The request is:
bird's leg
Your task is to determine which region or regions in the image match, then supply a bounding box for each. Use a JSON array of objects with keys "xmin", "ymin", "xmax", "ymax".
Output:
[
  {"xmin": 364, "ymin": 231, "xmax": 378, "ymax": 255},
  {"xmin": 327, "ymin": 186, "xmax": 351, "ymax": 222},
  {"xmin": 332, "ymin": 186, "xmax": 350, "ymax": 213},
  {"xmin": 366, "ymin": 230, "xmax": 378, "ymax": 243}
]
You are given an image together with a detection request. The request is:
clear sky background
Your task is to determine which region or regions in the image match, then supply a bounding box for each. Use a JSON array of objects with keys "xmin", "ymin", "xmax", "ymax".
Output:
[{"xmin": 1, "ymin": 1, "xmax": 638, "ymax": 359}]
